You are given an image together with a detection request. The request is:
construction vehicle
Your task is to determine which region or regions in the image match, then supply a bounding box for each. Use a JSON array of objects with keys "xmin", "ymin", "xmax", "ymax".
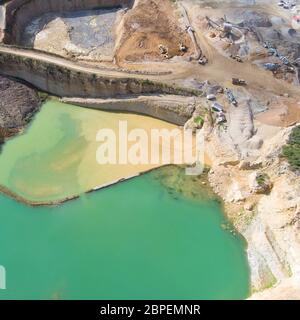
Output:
[
  {"xmin": 263, "ymin": 41, "xmax": 271, "ymax": 49},
  {"xmin": 211, "ymin": 102, "xmax": 224, "ymax": 112},
  {"xmin": 268, "ymin": 48, "xmax": 279, "ymax": 56},
  {"xmin": 278, "ymin": 0, "xmax": 296, "ymax": 10},
  {"xmin": 158, "ymin": 44, "xmax": 169, "ymax": 59},
  {"xmin": 158, "ymin": 44, "xmax": 168, "ymax": 55},
  {"xmin": 286, "ymin": 66, "xmax": 296, "ymax": 73},
  {"xmin": 216, "ymin": 113, "xmax": 227, "ymax": 124},
  {"xmin": 179, "ymin": 43, "xmax": 187, "ymax": 52},
  {"xmin": 225, "ymin": 88, "xmax": 238, "ymax": 106},
  {"xmin": 186, "ymin": 26, "xmax": 195, "ymax": 33},
  {"xmin": 198, "ymin": 56, "xmax": 208, "ymax": 65},
  {"xmin": 230, "ymin": 55, "xmax": 243, "ymax": 63},
  {"xmin": 206, "ymin": 94, "xmax": 216, "ymax": 101},
  {"xmin": 264, "ymin": 63, "xmax": 281, "ymax": 72},
  {"xmin": 279, "ymin": 55, "xmax": 290, "ymax": 65},
  {"xmin": 232, "ymin": 78, "xmax": 247, "ymax": 86}
]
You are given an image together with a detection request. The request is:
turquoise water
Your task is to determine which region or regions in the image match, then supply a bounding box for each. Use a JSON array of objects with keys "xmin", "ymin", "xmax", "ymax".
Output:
[{"xmin": 0, "ymin": 170, "xmax": 249, "ymax": 300}]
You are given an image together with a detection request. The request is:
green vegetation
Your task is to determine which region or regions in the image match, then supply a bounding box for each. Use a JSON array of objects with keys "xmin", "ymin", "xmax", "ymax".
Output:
[
  {"xmin": 37, "ymin": 91, "xmax": 49, "ymax": 102},
  {"xmin": 256, "ymin": 173, "xmax": 269, "ymax": 187},
  {"xmin": 194, "ymin": 115, "xmax": 204, "ymax": 127},
  {"xmin": 282, "ymin": 125, "xmax": 300, "ymax": 171}
]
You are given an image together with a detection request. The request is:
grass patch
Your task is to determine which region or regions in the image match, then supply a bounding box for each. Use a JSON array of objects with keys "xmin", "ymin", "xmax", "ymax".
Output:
[
  {"xmin": 194, "ymin": 116, "xmax": 204, "ymax": 127},
  {"xmin": 256, "ymin": 173, "xmax": 269, "ymax": 187}
]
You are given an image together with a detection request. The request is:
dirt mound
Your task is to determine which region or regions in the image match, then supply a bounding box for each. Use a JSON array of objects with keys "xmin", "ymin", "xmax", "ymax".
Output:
[
  {"xmin": 116, "ymin": 0, "xmax": 192, "ymax": 63},
  {"xmin": 256, "ymin": 98, "xmax": 300, "ymax": 127},
  {"xmin": 239, "ymin": 10, "xmax": 273, "ymax": 28},
  {"xmin": 0, "ymin": 76, "xmax": 40, "ymax": 138}
]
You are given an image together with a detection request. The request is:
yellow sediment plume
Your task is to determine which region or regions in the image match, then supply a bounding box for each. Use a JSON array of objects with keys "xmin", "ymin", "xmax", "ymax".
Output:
[{"xmin": 0, "ymin": 100, "xmax": 203, "ymax": 204}]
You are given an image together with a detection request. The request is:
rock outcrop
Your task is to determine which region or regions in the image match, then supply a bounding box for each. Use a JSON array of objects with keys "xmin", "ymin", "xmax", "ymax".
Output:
[
  {"xmin": 2, "ymin": 0, "xmax": 135, "ymax": 44},
  {"xmin": 0, "ymin": 47, "xmax": 200, "ymax": 99},
  {"xmin": 61, "ymin": 95, "xmax": 196, "ymax": 125},
  {"xmin": 205, "ymin": 114, "xmax": 300, "ymax": 299}
]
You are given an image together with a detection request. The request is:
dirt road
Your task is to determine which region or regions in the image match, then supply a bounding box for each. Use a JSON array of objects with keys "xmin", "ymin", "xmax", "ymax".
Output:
[{"xmin": 185, "ymin": 3, "xmax": 300, "ymax": 98}]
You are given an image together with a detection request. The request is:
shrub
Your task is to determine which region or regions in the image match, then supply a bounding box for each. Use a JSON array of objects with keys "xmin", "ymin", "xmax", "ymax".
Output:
[
  {"xmin": 194, "ymin": 116, "xmax": 204, "ymax": 127},
  {"xmin": 256, "ymin": 173, "xmax": 269, "ymax": 187},
  {"xmin": 282, "ymin": 126, "xmax": 300, "ymax": 170}
]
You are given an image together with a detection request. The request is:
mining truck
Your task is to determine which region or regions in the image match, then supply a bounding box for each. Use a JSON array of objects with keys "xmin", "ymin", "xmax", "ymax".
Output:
[
  {"xmin": 232, "ymin": 78, "xmax": 247, "ymax": 86},
  {"xmin": 225, "ymin": 88, "xmax": 238, "ymax": 106}
]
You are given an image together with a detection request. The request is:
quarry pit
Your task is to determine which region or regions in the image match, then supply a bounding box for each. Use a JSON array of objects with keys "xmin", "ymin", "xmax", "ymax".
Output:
[{"xmin": 1, "ymin": 0, "xmax": 300, "ymax": 300}]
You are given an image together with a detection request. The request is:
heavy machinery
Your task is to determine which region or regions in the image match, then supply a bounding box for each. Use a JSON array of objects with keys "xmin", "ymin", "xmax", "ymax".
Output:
[
  {"xmin": 198, "ymin": 56, "xmax": 208, "ymax": 65},
  {"xmin": 225, "ymin": 88, "xmax": 238, "ymax": 106},
  {"xmin": 264, "ymin": 63, "xmax": 281, "ymax": 72},
  {"xmin": 232, "ymin": 78, "xmax": 247, "ymax": 86},
  {"xmin": 211, "ymin": 102, "xmax": 224, "ymax": 112},
  {"xmin": 230, "ymin": 55, "xmax": 243, "ymax": 63}
]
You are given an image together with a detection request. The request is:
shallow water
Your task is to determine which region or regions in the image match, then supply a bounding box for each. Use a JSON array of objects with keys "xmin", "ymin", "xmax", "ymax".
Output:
[
  {"xmin": 0, "ymin": 100, "xmax": 180, "ymax": 203},
  {"xmin": 0, "ymin": 169, "xmax": 249, "ymax": 299}
]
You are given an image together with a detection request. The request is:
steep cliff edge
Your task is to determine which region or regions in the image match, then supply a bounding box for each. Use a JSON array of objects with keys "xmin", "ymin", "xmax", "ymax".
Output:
[
  {"xmin": 204, "ymin": 115, "xmax": 300, "ymax": 299},
  {"xmin": 0, "ymin": 47, "xmax": 200, "ymax": 98}
]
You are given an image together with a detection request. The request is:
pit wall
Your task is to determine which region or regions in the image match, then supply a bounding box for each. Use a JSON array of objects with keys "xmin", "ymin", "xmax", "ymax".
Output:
[
  {"xmin": 0, "ymin": 50, "xmax": 199, "ymax": 99},
  {"xmin": 3, "ymin": 0, "xmax": 134, "ymax": 44},
  {"xmin": 0, "ymin": 5, "xmax": 5, "ymax": 42},
  {"xmin": 62, "ymin": 97, "xmax": 196, "ymax": 126}
]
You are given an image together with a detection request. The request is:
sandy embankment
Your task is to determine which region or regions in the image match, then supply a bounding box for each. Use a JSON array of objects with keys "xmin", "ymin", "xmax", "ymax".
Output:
[{"xmin": 205, "ymin": 103, "xmax": 300, "ymax": 299}]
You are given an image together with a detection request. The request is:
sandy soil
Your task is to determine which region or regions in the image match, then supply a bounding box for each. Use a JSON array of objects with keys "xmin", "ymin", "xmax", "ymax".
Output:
[
  {"xmin": 20, "ymin": 0, "xmax": 193, "ymax": 66},
  {"xmin": 183, "ymin": 0, "xmax": 300, "ymax": 127},
  {"xmin": 116, "ymin": 0, "xmax": 192, "ymax": 63},
  {"xmin": 256, "ymin": 98, "xmax": 300, "ymax": 127}
]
